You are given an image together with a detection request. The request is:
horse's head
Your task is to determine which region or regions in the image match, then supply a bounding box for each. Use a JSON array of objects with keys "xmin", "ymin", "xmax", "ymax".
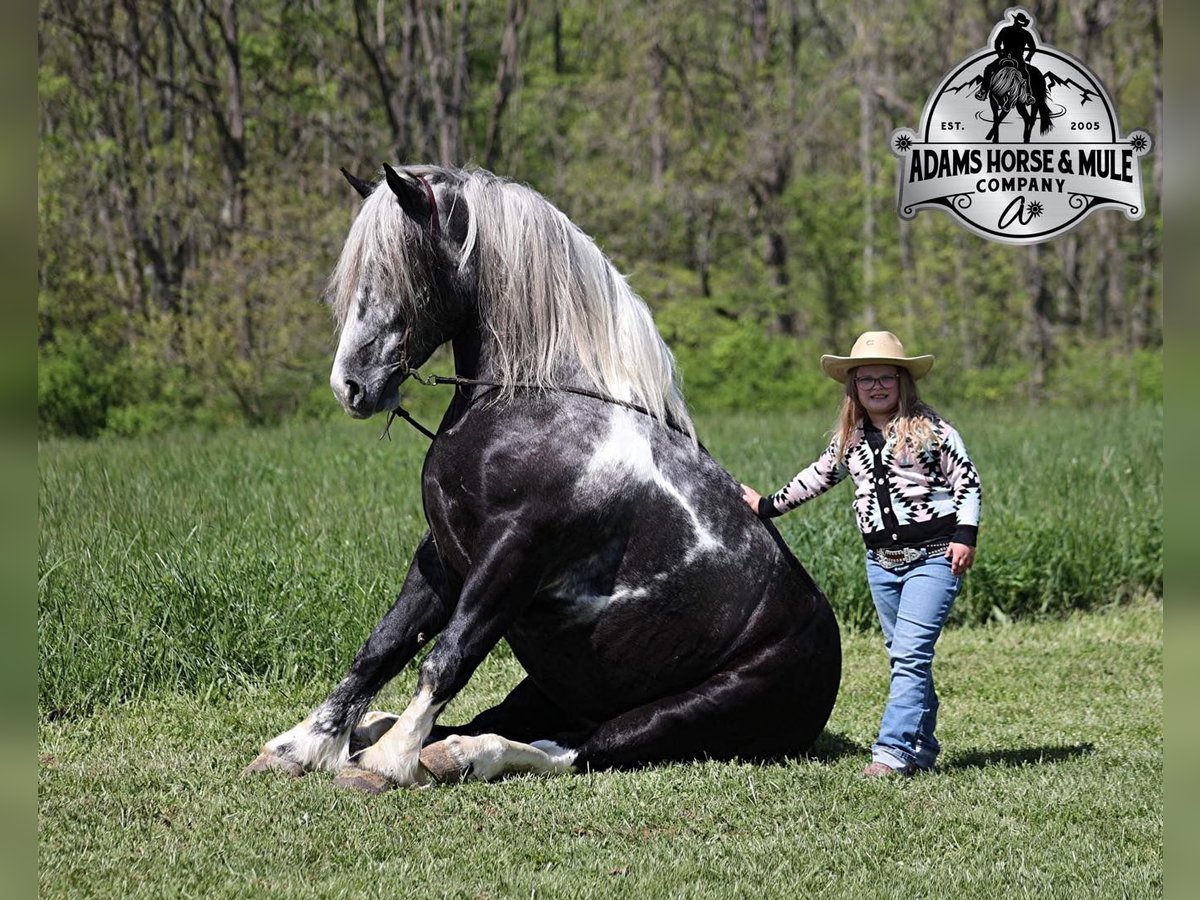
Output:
[{"xmin": 327, "ymin": 164, "xmax": 475, "ymax": 418}]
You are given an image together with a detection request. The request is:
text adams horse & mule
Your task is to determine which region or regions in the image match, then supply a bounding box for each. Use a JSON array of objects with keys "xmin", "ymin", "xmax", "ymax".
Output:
[{"xmin": 246, "ymin": 165, "xmax": 841, "ymax": 790}]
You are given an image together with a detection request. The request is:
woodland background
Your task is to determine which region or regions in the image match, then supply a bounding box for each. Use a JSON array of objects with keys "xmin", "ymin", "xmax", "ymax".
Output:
[{"xmin": 37, "ymin": 0, "xmax": 1164, "ymax": 437}]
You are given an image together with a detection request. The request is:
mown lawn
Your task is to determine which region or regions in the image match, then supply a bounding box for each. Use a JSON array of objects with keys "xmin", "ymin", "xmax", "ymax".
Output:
[{"xmin": 39, "ymin": 600, "xmax": 1161, "ymax": 898}]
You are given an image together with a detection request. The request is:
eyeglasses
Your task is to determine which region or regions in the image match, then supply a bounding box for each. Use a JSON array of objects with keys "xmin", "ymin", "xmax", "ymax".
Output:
[{"xmin": 853, "ymin": 374, "xmax": 899, "ymax": 389}]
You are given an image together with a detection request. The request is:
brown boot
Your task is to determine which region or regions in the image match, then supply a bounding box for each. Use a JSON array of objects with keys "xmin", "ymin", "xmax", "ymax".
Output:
[{"xmin": 862, "ymin": 761, "xmax": 905, "ymax": 778}]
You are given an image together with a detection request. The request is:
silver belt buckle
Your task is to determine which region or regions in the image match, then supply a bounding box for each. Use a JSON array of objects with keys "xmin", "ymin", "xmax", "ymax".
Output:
[{"xmin": 876, "ymin": 546, "xmax": 923, "ymax": 569}]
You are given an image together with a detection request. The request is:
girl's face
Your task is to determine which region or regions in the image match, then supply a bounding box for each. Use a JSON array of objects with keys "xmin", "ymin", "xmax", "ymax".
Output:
[{"xmin": 853, "ymin": 364, "xmax": 901, "ymax": 419}]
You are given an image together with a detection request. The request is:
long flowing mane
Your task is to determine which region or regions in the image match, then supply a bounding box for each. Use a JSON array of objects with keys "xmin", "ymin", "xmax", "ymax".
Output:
[{"xmin": 328, "ymin": 166, "xmax": 694, "ymax": 439}]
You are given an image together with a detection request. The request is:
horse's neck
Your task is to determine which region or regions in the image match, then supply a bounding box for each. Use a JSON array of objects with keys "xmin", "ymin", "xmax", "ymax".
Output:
[{"xmin": 451, "ymin": 325, "xmax": 484, "ymax": 381}]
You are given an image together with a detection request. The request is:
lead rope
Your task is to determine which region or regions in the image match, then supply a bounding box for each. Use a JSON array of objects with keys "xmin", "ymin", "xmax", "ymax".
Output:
[{"xmin": 378, "ymin": 368, "xmax": 694, "ymax": 443}]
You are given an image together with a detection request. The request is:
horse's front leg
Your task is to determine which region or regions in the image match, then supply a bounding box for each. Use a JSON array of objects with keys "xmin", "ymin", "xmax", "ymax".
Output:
[
  {"xmin": 245, "ymin": 533, "xmax": 454, "ymax": 776},
  {"xmin": 337, "ymin": 525, "xmax": 538, "ymax": 790}
]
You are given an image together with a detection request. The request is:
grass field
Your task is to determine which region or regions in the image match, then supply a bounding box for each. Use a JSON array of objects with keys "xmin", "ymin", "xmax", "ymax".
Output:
[
  {"xmin": 39, "ymin": 600, "xmax": 1161, "ymax": 897},
  {"xmin": 38, "ymin": 404, "xmax": 1162, "ymax": 896}
]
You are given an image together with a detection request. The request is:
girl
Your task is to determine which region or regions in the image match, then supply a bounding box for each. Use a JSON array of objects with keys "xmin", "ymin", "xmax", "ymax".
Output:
[{"xmin": 741, "ymin": 331, "xmax": 981, "ymax": 777}]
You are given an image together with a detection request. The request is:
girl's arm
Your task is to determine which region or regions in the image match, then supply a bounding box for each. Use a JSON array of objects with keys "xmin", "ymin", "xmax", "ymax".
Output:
[
  {"xmin": 937, "ymin": 421, "xmax": 982, "ymax": 544},
  {"xmin": 741, "ymin": 438, "xmax": 848, "ymax": 518}
]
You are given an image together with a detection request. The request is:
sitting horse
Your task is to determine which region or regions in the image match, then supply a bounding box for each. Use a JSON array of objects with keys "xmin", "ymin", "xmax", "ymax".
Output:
[
  {"xmin": 246, "ymin": 164, "xmax": 841, "ymax": 790},
  {"xmin": 982, "ymin": 57, "xmax": 1053, "ymax": 143}
]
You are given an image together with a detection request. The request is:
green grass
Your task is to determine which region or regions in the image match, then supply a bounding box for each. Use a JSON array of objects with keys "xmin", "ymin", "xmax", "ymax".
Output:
[
  {"xmin": 37, "ymin": 407, "xmax": 1162, "ymax": 895},
  {"xmin": 38, "ymin": 405, "xmax": 1162, "ymax": 719},
  {"xmin": 39, "ymin": 600, "xmax": 1162, "ymax": 898}
]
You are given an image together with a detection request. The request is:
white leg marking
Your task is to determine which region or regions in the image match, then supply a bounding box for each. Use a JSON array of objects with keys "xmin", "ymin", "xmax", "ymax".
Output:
[
  {"xmin": 441, "ymin": 734, "xmax": 578, "ymax": 782},
  {"xmin": 263, "ymin": 707, "xmax": 351, "ymax": 774},
  {"xmin": 358, "ymin": 710, "xmax": 400, "ymax": 728},
  {"xmin": 356, "ymin": 687, "xmax": 443, "ymax": 786}
]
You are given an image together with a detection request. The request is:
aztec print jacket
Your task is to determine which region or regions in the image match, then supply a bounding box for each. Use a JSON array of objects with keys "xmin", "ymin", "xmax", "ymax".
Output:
[{"xmin": 758, "ymin": 414, "xmax": 981, "ymax": 551}]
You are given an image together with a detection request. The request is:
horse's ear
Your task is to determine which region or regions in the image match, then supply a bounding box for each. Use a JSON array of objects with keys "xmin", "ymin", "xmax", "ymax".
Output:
[
  {"xmin": 340, "ymin": 167, "xmax": 374, "ymax": 199},
  {"xmin": 382, "ymin": 163, "xmax": 429, "ymax": 221}
]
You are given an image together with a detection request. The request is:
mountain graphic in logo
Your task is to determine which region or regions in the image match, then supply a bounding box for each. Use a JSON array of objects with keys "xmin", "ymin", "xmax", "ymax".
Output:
[{"xmin": 889, "ymin": 7, "xmax": 1152, "ymax": 244}]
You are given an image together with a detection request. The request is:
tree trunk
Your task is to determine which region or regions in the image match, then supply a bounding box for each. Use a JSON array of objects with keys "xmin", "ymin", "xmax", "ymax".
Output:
[
  {"xmin": 854, "ymin": 11, "xmax": 877, "ymax": 327},
  {"xmin": 483, "ymin": 0, "xmax": 525, "ymax": 170}
]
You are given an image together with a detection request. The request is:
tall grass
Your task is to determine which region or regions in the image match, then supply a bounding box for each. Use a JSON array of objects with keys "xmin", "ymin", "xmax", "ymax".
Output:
[
  {"xmin": 38, "ymin": 404, "xmax": 1161, "ymax": 719},
  {"xmin": 716, "ymin": 403, "xmax": 1162, "ymax": 629}
]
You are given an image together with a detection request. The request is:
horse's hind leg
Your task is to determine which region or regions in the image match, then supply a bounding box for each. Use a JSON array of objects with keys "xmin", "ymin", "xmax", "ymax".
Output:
[
  {"xmin": 422, "ymin": 604, "xmax": 841, "ymax": 782},
  {"xmin": 575, "ymin": 605, "xmax": 840, "ymax": 771},
  {"xmin": 246, "ymin": 534, "xmax": 454, "ymax": 776},
  {"xmin": 420, "ymin": 734, "xmax": 579, "ymax": 783},
  {"xmin": 415, "ymin": 676, "xmax": 593, "ymax": 782}
]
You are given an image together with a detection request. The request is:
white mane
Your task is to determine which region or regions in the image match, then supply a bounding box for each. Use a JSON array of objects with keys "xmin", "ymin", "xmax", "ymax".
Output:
[{"xmin": 328, "ymin": 167, "xmax": 694, "ymax": 439}]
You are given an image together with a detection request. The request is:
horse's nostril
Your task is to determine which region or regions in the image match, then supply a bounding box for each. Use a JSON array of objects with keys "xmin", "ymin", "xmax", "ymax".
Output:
[{"xmin": 345, "ymin": 379, "xmax": 363, "ymax": 404}]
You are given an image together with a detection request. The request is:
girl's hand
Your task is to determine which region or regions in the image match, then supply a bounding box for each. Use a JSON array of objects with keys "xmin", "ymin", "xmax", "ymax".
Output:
[
  {"xmin": 945, "ymin": 542, "xmax": 976, "ymax": 576},
  {"xmin": 740, "ymin": 483, "xmax": 762, "ymax": 512}
]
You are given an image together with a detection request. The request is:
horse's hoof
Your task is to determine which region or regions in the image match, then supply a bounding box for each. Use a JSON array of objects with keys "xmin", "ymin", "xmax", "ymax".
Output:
[
  {"xmin": 333, "ymin": 765, "xmax": 395, "ymax": 794},
  {"xmin": 243, "ymin": 752, "xmax": 305, "ymax": 778},
  {"xmin": 420, "ymin": 741, "xmax": 467, "ymax": 784}
]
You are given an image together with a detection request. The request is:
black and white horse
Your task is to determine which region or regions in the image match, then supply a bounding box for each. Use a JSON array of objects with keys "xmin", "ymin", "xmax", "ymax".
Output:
[{"xmin": 246, "ymin": 165, "xmax": 841, "ymax": 790}]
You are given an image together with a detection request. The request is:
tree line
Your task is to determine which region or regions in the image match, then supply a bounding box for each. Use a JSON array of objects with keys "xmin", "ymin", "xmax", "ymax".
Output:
[{"xmin": 37, "ymin": 0, "xmax": 1163, "ymax": 437}]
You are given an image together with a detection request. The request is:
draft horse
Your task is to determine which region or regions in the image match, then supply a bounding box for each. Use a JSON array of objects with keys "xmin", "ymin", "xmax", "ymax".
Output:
[
  {"xmin": 983, "ymin": 57, "xmax": 1053, "ymax": 143},
  {"xmin": 246, "ymin": 165, "xmax": 841, "ymax": 790}
]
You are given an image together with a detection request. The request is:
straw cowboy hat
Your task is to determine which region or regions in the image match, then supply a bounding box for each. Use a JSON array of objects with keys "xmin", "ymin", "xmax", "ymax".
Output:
[{"xmin": 820, "ymin": 331, "xmax": 935, "ymax": 383}]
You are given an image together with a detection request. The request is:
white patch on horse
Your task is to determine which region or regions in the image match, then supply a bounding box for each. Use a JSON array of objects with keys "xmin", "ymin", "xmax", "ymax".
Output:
[
  {"xmin": 583, "ymin": 410, "xmax": 722, "ymax": 558},
  {"xmin": 437, "ymin": 734, "xmax": 578, "ymax": 781},
  {"xmin": 263, "ymin": 709, "xmax": 350, "ymax": 774},
  {"xmin": 355, "ymin": 686, "xmax": 444, "ymax": 786},
  {"xmin": 541, "ymin": 546, "xmax": 652, "ymax": 615},
  {"xmin": 583, "ymin": 410, "xmax": 657, "ymax": 483}
]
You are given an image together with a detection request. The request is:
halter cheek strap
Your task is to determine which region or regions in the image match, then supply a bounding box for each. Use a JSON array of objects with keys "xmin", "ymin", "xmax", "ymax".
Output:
[{"xmin": 417, "ymin": 176, "xmax": 440, "ymax": 241}]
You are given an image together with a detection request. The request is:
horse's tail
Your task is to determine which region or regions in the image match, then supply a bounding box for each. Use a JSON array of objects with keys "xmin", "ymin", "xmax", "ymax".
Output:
[
  {"xmin": 1029, "ymin": 69, "xmax": 1053, "ymax": 135},
  {"xmin": 1037, "ymin": 99, "xmax": 1053, "ymax": 135}
]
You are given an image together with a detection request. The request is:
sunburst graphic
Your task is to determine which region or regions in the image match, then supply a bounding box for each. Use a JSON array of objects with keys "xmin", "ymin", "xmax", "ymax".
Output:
[
  {"xmin": 894, "ymin": 134, "xmax": 913, "ymax": 153},
  {"xmin": 1026, "ymin": 201, "xmax": 1045, "ymax": 219},
  {"xmin": 1129, "ymin": 133, "xmax": 1149, "ymax": 153}
]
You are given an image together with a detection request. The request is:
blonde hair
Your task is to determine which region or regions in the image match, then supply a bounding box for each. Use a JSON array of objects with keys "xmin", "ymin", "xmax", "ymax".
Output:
[{"xmin": 833, "ymin": 367, "xmax": 940, "ymax": 462}]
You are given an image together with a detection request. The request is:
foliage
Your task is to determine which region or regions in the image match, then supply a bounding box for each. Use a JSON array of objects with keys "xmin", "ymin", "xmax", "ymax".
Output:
[
  {"xmin": 38, "ymin": 601, "xmax": 1161, "ymax": 897},
  {"xmin": 37, "ymin": 0, "xmax": 1162, "ymax": 436},
  {"xmin": 38, "ymin": 405, "xmax": 1161, "ymax": 719},
  {"xmin": 36, "ymin": 332, "xmax": 130, "ymax": 438}
]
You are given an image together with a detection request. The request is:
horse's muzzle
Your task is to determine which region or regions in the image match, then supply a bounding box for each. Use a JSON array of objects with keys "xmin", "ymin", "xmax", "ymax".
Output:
[{"xmin": 332, "ymin": 369, "xmax": 404, "ymax": 418}]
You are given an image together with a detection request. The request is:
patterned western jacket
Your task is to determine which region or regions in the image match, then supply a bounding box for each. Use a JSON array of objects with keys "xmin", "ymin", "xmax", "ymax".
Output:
[{"xmin": 758, "ymin": 414, "xmax": 981, "ymax": 551}]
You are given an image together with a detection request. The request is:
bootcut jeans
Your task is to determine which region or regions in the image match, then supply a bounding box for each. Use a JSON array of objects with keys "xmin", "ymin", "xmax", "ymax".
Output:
[{"xmin": 865, "ymin": 551, "xmax": 963, "ymax": 772}]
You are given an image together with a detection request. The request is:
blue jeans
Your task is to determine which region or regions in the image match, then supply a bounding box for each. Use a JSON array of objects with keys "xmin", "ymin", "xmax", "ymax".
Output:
[{"xmin": 865, "ymin": 552, "xmax": 962, "ymax": 772}]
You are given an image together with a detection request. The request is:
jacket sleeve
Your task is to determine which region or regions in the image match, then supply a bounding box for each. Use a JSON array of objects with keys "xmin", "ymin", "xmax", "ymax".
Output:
[
  {"xmin": 938, "ymin": 421, "xmax": 982, "ymax": 546},
  {"xmin": 759, "ymin": 438, "xmax": 848, "ymax": 518}
]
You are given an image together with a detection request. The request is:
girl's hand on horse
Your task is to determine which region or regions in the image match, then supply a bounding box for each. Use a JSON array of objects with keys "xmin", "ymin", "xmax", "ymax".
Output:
[
  {"xmin": 945, "ymin": 542, "xmax": 976, "ymax": 576},
  {"xmin": 740, "ymin": 484, "xmax": 762, "ymax": 511}
]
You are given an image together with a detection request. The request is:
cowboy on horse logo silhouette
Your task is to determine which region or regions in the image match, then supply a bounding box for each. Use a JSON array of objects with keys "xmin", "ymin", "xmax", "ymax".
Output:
[
  {"xmin": 888, "ymin": 6, "xmax": 1151, "ymax": 243},
  {"xmin": 974, "ymin": 11, "xmax": 1053, "ymax": 143}
]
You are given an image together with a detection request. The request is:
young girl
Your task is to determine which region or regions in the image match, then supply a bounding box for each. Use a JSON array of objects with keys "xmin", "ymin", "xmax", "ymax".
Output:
[{"xmin": 741, "ymin": 331, "xmax": 981, "ymax": 777}]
